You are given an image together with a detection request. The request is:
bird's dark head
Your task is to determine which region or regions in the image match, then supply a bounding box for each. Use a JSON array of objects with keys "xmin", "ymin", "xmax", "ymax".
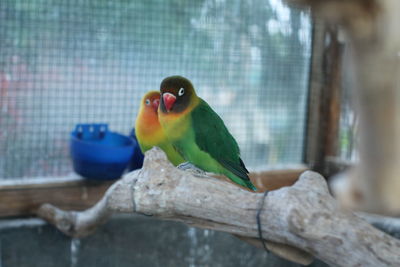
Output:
[{"xmin": 159, "ymin": 76, "xmax": 197, "ymax": 114}]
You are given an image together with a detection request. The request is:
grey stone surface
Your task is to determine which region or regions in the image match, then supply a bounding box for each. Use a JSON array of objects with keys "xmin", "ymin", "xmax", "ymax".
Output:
[{"xmin": 0, "ymin": 215, "xmax": 329, "ymax": 267}]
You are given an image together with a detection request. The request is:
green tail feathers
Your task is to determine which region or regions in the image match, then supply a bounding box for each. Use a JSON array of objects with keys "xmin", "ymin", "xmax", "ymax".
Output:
[
  {"xmin": 245, "ymin": 180, "xmax": 257, "ymax": 191},
  {"xmin": 235, "ymin": 176, "xmax": 257, "ymax": 191},
  {"xmin": 226, "ymin": 172, "xmax": 257, "ymax": 191}
]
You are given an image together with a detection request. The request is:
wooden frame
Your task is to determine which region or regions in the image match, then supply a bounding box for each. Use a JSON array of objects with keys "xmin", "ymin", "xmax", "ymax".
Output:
[
  {"xmin": 303, "ymin": 19, "xmax": 346, "ymax": 177},
  {"xmin": 0, "ymin": 176, "xmax": 113, "ymax": 217}
]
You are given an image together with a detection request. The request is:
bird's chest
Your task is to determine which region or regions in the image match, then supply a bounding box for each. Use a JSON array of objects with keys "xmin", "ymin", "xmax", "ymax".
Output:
[{"xmin": 160, "ymin": 114, "xmax": 191, "ymax": 141}]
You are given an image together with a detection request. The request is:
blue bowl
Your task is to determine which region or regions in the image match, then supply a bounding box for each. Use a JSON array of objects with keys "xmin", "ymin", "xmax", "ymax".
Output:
[{"xmin": 70, "ymin": 124, "xmax": 135, "ymax": 180}]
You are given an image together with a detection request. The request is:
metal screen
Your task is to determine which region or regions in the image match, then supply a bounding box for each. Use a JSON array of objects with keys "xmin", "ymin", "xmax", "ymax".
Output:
[
  {"xmin": 338, "ymin": 47, "xmax": 358, "ymax": 162},
  {"xmin": 0, "ymin": 0, "xmax": 311, "ymax": 179}
]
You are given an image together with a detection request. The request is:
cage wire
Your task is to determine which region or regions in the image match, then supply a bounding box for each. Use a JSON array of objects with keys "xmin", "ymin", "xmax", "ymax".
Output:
[
  {"xmin": 0, "ymin": 0, "xmax": 311, "ymax": 179},
  {"xmin": 338, "ymin": 45, "xmax": 358, "ymax": 162}
]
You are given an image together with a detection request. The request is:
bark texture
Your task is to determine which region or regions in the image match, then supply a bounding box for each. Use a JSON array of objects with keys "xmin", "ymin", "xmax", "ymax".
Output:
[{"xmin": 38, "ymin": 148, "xmax": 400, "ymax": 266}]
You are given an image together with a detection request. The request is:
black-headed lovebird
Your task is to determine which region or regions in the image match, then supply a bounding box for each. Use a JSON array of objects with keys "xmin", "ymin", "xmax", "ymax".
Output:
[
  {"xmin": 135, "ymin": 91, "xmax": 185, "ymax": 166},
  {"xmin": 158, "ymin": 76, "xmax": 257, "ymax": 191}
]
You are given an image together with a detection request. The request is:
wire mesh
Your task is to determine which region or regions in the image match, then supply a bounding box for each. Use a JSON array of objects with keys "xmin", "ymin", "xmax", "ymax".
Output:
[
  {"xmin": 338, "ymin": 46, "xmax": 358, "ymax": 162},
  {"xmin": 0, "ymin": 0, "xmax": 312, "ymax": 179}
]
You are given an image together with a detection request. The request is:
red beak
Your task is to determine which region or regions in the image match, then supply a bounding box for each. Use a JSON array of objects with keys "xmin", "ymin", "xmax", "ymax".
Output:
[
  {"xmin": 152, "ymin": 99, "xmax": 160, "ymax": 112},
  {"xmin": 163, "ymin": 93, "xmax": 176, "ymax": 112}
]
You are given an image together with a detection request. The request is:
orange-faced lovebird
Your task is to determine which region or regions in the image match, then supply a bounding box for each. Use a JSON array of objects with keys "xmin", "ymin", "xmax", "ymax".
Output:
[
  {"xmin": 135, "ymin": 91, "xmax": 185, "ymax": 166},
  {"xmin": 158, "ymin": 76, "xmax": 257, "ymax": 191}
]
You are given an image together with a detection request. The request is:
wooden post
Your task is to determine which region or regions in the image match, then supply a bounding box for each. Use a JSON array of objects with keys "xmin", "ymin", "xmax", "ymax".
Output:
[{"xmin": 304, "ymin": 22, "xmax": 343, "ymax": 177}]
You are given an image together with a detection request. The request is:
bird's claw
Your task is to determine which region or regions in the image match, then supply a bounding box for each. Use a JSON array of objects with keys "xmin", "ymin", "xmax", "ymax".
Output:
[
  {"xmin": 177, "ymin": 162, "xmax": 207, "ymax": 177},
  {"xmin": 177, "ymin": 162, "xmax": 196, "ymax": 170}
]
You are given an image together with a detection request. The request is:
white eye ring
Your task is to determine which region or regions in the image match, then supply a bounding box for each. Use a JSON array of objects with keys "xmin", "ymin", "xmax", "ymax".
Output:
[
  {"xmin": 178, "ymin": 88, "xmax": 185, "ymax": 96},
  {"xmin": 145, "ymin": 99, "xmax": 151, "ymax": 105}
]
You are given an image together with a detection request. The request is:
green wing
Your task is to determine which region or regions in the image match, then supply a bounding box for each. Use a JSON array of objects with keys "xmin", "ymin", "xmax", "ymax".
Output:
[{"xmin": 191, "ymin": 99, "xmax": 250, "ymax": 182}]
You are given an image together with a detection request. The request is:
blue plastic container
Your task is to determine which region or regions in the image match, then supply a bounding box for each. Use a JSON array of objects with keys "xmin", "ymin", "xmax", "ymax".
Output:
[{"xmin": 70, "ymin": 124, "xmax": 135, "ymax": 180}]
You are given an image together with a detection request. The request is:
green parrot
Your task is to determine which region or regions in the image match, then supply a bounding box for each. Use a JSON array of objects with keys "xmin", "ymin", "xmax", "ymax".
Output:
[{"xmin": 158, "ymin": 76, "xmax": 257, "ymax": 191}]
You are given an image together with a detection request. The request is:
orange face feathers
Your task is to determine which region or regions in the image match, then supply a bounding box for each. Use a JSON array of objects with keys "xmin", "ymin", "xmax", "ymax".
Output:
[
  {"xmin": 135, "ymin": 91, "xmax": 162, "ymax": 140},
  {"xmin": 135, "ymin": 90, "xmax": 185, "ymax": 166},
  {"xmin": 141, "ymin": 91, "xmax": 161, "ymax": 114}
]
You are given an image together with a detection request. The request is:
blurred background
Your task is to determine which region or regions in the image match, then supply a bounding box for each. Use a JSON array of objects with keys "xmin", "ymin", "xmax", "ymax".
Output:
[
  {"xmin": 0, "ymin": 0, "xmax": 355, "ymax": 266},
  {"xmin": 0, "ymin": 0, "xmax": 312, "ymax": 179}
]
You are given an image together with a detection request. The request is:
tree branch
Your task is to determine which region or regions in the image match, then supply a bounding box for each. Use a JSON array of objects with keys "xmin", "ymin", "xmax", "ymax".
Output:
[{"xmin": 38, "ymin": 148, "xmax": 400, "ymax": 266}]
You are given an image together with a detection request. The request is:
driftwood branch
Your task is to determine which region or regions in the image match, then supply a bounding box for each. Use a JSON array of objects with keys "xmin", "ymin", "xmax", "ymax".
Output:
[{"xmin": 38, "ymin": 148, "xmax": 400, "ymax": 266}]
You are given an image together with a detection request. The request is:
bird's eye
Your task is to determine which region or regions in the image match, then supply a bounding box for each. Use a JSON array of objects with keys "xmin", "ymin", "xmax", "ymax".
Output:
[
  {"xmin": 145, "ymin": 99, "xmax": 151, "ymax": 105},
  {"xmin": 178, "ymin": 88, "xmax": 185, "ymax": 96}
]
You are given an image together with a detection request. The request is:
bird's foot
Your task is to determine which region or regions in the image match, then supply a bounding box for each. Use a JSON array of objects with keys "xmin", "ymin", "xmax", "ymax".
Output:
[
  {"xmin": 177, "ymin": 162, "xmax": 197, "ymax": 170},
  {"xmin": 177, "ymin": 162, "xmax": 207, "ymax": 177}
]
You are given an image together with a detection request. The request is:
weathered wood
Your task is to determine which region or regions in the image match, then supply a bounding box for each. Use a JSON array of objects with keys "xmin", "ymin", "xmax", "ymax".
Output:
[
  {"xmin": 250, "ymin": 168, "xmax": 307, "ymax": 191},
  {"xmin": 38, "ymin": 149, "xmax": 400, "ymax": 266},
  {"xmin": 303, "ymin": 19, "xmax": 326, "ymax": 171},
  {"xmin": 287, "ymin": 0, "xmax": 400, "ymax": 215},
  {"xmin": 304, "ymin": 21, "xmax": 343, "ymax": 177},
  {"xmin": 0, "ymin": 178, "xmax": 113, "ymax": 217},
  {"xmin": 323, "ymin": 28, "xmax": 343, "ymax": 162},
  {"xmin": 0, "ymin": 168, "xmax": 304, "ymax": 218}
]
